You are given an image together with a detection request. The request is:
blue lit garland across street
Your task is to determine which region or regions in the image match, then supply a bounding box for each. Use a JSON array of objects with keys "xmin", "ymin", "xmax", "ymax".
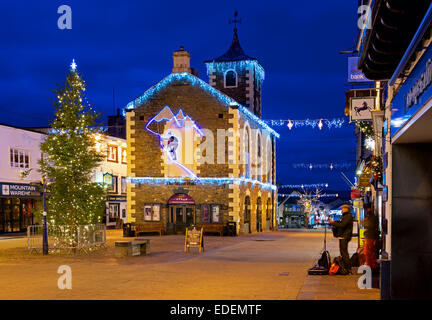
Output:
[
  {"xmin": 292, "ymin": 162, "xmax": 353, "ymax": 170},
  {"xmin": 128, "ymin": 177, "xmax": 278, "ymax": 191},
  {"xmin": 266, "ymin": 118, "xmax": 346, "ymax": 130},
  {"xmin": 280, "ymin": 183, "xmax": 329, "ymax": 189},
  {"xmin": 279, "ymin": 193, "xmax": 339, "ymax": 198},
  {"xmin": 123, "ymin": 72, "xmax": 279, "ymax": 138}
]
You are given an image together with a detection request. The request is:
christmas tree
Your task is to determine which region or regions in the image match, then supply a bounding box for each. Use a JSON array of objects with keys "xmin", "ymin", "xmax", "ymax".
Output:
[{"xmin": 39, "ymin": 60, "xmax": 106, "ymax": 227}]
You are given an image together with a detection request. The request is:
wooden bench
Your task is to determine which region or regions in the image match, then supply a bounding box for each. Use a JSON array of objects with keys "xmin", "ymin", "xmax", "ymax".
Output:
[
  {"xmin": 196, "ymin": 223, "xmax": 224, "ymax": 236},
  {"xmin": 135, "ymin": 222, "xmax": 164, "ymax": 236}
]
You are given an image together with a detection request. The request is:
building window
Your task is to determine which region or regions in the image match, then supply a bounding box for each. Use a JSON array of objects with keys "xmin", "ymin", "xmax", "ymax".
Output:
[
  {"xmin": 201, "ymin": 204, "xmax": 210, "ymax": 223},
  {"xmin": 257, "ymin": 134, "xmax": 262, "ymax": 181},
  {"xmin": 245, "ymin": 127, "xmax": 251, "ymax": 179},
  {"xmin": 107, "ymin": 145, "xmax": 118, "ymax": 162},
  {"xmin": 121, "ymin": 177, "xmax": 127, "ymax": 194},
  {"xmin": 211, "ymin": 205, "xmax": 220, "ymax": 223},
  {"xmin": 121, "ymin": 147, "xmax": 127, "ymax": 164},
  {"xmin": 108, "ymin": 175, "xmax": 118, "ymax": 193},
  {"xmin": 10, "ymin": 149, "xmax": 30, "ymax": 168},
  {"xmin": 267, "ymin": 198, "xmax": 271, "ymax": 220},
  {"xmin": 225, "ymin": 70, "xmax": 237, "ymax": 88},
  {"xmin": 144, "ymin": 204, "xmax": 161, "ymax": 222},
  {"xmin": 108, "ymin": 203, "xmax": 120, "ymax": 223}
]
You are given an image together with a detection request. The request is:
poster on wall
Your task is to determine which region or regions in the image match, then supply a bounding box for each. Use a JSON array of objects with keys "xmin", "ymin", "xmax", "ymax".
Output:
[
  {"xmin": 212, "ymin": 206, "xmax": 220, "ymax": 223},
  {"xmin": 202, "ymin": 205, "xmax": 210, "ymax": 223},
  {"xmin": 350, "ymin": 97, "xmax": 374, "ymax": 120},
  {"xmin": 152, "ymin": 205, "xmax": 160, "ymax": 221},
  {"xmin": 144, "ymin": 206, "xmax": 152, "ymax": 221}
]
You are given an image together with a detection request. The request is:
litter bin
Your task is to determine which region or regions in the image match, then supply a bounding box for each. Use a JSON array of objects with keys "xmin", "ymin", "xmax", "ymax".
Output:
[
  {"xmin": 226, "ymin": 222, "xmax": 237, "ymax": 236},
  {"xmin": 123, "ymin": 223, "xmax": 135, "ymax": 237}
]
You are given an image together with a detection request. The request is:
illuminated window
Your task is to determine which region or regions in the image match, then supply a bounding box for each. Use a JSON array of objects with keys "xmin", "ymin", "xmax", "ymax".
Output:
[
  {"xmin": 107, "ymin": 145, "xmax": 118, "ymax": 162},
  {"xmin": 121, "ymin": 177, "xmax": 127, "ymax": 194},
  {"xmin": 121, "ymin": 147, "xmax": 127, "ymax": 164},
  {"xmin": 245, "ymin": 128, "xmax": 250, "ymax": 179},
  {"xmin": 225, "ymin": 70, "xmax": 237, "ymax": 88},
  {"xmin": 244, "ymin": 196, "xmax": 251, "ymax": 222},
  {"xmin": 10, "ymin": 148, "xmax": 30, "ymax": 168}
]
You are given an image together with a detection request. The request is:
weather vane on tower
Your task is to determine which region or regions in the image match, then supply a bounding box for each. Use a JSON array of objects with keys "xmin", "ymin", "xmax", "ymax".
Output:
[{"xmin": 229, "ymin": 10, "xmax": 242, "ymax": 32}]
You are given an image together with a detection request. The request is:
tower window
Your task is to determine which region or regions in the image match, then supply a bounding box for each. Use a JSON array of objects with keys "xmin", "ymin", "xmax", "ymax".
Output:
[{"xmin": 225, "ymin": 70, "xmax": 237, "ymax": 88}]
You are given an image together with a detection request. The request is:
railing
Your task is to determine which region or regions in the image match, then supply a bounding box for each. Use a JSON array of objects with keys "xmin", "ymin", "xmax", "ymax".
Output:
[{"xmin": 27, "ymin": 224, "xmax": 106, "ymax": 254}]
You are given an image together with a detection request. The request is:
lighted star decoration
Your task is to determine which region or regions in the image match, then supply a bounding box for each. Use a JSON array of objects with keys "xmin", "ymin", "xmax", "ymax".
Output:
[{"xmin": 70, "ymin": 59, "xmax": 77, "ymax": 71}]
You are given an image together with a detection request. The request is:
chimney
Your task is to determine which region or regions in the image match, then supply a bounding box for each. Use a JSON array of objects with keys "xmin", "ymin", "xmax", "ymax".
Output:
[{"xmin": 172, "ymin": 46, "xmax": 191, "ymax": 74}]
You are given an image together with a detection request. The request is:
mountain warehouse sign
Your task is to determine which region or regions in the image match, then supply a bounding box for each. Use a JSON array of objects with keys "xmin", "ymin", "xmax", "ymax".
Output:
[
  {"xmin": 405, "ymin": 59, "xmax": 432, "ymax": 111},
  {"xmin": 0, "ymin": 183, "xmax": 42, "ymax": 198}
]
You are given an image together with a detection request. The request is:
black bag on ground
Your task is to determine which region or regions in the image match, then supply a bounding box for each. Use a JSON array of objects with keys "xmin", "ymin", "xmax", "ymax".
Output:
[
  {"xmin": 333, "ymin": 256, "xmax": 350, "ymax": 275},
  {"xmin": 350, "ymin": 252, "xmax": 359, "ymax": 267},
  {"xmin": 308, "ymin": 265, "xmax": 328, "ymax": 275}
]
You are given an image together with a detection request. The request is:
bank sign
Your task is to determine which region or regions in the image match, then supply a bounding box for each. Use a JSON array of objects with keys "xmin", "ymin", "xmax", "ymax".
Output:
[
  {"xmin": 0, "ymin": 182, "xmax": 42, "ymax": 198},
  {"xmin": 348, "ymin": 57, "xmax": 372, "ymax": 83},
  {"xmin": 391, "ymin": 44, "xmax": 432, "ymax": 137}
]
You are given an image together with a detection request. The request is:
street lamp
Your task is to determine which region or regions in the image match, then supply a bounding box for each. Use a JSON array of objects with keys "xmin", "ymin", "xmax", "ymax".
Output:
[{"xmin": 42, "ymin": 176, "xmax": 48, "ymax": 255}]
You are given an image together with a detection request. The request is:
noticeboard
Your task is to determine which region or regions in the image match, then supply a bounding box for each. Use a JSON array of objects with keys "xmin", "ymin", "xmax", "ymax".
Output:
[{"xmin": 184, "ymin": 226, "xmax": 204, "ymax": 253}]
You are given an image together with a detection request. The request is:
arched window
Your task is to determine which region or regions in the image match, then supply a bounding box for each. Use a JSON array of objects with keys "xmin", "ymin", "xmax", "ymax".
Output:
[
  {"xmin": 256, "ymin": 197, "xmax": 262, "ymax": 232},
  {"xmin": 266, "ymin": 137, "xmax": 272, "ymax": 183},
  {"xmin": 244, "ymin": 196, "xmax": 251, "ymax": 223},
  {"xmin": 225, "ymin": 70, "xmax": 237, "ymax": 88},
  {"xmin": 245, "ymin": 127, "xmax": 251, "ymax": 179},
  {"xmin": 266, "ymin": 198, "xmax": 271, "ymax": 221},
  {"xmin": 257, "ymin": 134, "xmax": 262, "ymax": 181}
]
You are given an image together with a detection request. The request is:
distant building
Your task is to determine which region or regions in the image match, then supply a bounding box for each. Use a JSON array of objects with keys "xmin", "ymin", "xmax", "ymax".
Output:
[
  {"xmin": 0, "ymin": 124, "xmax": 45, "ymax": 233},
  {"xmin": 107, "ymin": 108, "xmax": 126, "ymax": 139}
]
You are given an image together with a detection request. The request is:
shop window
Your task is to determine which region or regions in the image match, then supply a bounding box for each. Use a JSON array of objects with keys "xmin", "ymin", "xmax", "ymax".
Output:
[
  {"xmin": 10, "ymin": 148, "xmax": 30, "ymax": 169},
  {"xmin": 108, "ymin": 175, "xmax": 118, "ymax": 193},
  {"xmin": 224, "ymin": 70, "xmax": 237, "ymax": 88},
  {"xmin": 121, "ymin": 177, "xmax": 127, "ymax": 194},
  {"xmin": 144, "ymin": 204, "xmax": 161, "ymax": 222},
  {"xmin": 121, "ymin": 147, "xmax": 127, "ymax": 164},
  {"xmin": 107, "ymin": 145, "xmax": 118, "ymax": 162},
  {"xmin": 108, "ymin": 203, "xmax": 120, "ymax": 223}
]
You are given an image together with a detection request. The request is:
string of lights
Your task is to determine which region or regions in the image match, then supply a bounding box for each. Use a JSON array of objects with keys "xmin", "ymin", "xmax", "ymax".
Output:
[
  {"xmin": 278, "ymin": 193, "xmax": 339, "ymax": 198},
  {"xmin": 292, "ymin": 162, "xmax": 353, "ymax": 170},
  {"xmin": 264, "ymin": 118, "xmax": 347, "ymax": 130},
  {"xmin": 279, "ymin": 183, "xmax": 329, "ymax": 189}
]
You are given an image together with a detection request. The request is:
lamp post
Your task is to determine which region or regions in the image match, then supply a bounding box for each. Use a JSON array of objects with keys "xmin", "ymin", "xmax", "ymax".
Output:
[{"xmin": 42, "ymin": 176, "xmax": 48, "ymax": 255}]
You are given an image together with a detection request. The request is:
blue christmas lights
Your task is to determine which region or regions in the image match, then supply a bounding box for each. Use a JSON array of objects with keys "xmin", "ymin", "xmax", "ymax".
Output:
[
  {"xmin": 205, "ymin": 60, "xmax": 265, "ymax": 84},
  {"xmin": 280, "ymin": 183, "xmax": 329, "ymax": 189},
  {"xmin": 266, "ymin": 118, "xmax": 346, "ymax": 130},
  {"xmin": 128, "ymin": 176, "xmax": 277, "ymax": 191},
  {"xmin": 124, "ymin": 72, "xmax": 279, "ymax": 138}
]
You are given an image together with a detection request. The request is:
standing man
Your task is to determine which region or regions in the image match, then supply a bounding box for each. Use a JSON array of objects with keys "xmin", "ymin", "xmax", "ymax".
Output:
[{"xmin": 329, "ymin": 204, "xmax": 353, "ymax": 273}]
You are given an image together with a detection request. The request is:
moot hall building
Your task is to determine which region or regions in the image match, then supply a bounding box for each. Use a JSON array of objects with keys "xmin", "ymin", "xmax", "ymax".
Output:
[{"xmin": 124, "ymin": 27, "xmax": 279, "ymax": 235}]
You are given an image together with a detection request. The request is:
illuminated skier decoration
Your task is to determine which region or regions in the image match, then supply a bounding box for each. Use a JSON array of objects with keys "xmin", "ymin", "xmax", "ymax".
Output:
[{"xmin": 145, "ymin": 106, "xmax": 204, "ymax": 178}]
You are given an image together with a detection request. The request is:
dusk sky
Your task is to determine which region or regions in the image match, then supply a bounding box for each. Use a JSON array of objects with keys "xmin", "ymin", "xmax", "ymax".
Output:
[{"xmin": 0, "ymin": 0, "xmax": 360, "ymax": 191}]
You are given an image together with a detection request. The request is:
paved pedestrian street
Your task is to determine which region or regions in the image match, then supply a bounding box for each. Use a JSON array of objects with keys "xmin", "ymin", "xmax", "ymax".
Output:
[{"xmin": 0, "ymin": 230, "xmax": 379, "ymax": 300}]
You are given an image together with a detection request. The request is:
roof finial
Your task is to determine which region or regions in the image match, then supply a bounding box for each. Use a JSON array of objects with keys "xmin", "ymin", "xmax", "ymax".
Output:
[{"xmin": 229, "ymin": 10, "xmax": 241, "ymax": 34}]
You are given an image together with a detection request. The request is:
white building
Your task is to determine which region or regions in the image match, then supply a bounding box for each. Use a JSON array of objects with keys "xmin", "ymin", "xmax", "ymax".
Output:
[
  {"xmin": 0, "ymin": 124, "xmax": 128, "ymax": 233},
  {"xmin": 0, "ymin": 124, "xmax": 45, "ymax": 233},
  {"xmin": 93, "ymin": 134, "xmax": 128, "ymax": 227}
]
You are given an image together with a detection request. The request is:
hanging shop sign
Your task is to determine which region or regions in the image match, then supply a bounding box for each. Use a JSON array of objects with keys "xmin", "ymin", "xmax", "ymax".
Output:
[
  {"xmin": 391, "ymin": 44, "xmax": 432, "ymax": 137},
  {"xmin": 351, "ymin": 189, "xmax": 361, "ymax": 199},
  {"xmin": 0, "ymin": 182, "xmax": 42, "ymax": 198},
  {"xmin": 103, "ymin": 173, "xmax": 113, "ymax": 186},
  {"xmin": 348, "ymin": 57, "xmax": 372, "ymax": 83},
  {"xmin": 168, "ymin": 193, "xmax": 195, "ymax": 205},
  {"xmin": 350, "ymin": 97, "xmax": 374, "ymax": 121}
]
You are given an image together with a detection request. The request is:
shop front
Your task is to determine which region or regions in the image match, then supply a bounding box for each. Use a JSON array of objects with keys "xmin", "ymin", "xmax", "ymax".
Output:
[
  {"xmin": 167, "ymin": 193, "xmax": 196, "ymax": 234},
  {"xmin": 0, "ymin": 182, "xmax": 42, "ymax": 234}
]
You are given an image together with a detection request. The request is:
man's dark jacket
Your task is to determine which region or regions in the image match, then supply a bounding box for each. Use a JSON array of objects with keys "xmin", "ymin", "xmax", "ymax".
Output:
[{"xmin": 331, "ymin": 212, "xmax": 353, "ymax": 240}]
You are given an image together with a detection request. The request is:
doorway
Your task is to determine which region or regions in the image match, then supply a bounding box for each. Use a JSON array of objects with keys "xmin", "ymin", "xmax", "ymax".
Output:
[{"xmin": 170, "ymin": 205, "xmax": 196, "ymax": 234}]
